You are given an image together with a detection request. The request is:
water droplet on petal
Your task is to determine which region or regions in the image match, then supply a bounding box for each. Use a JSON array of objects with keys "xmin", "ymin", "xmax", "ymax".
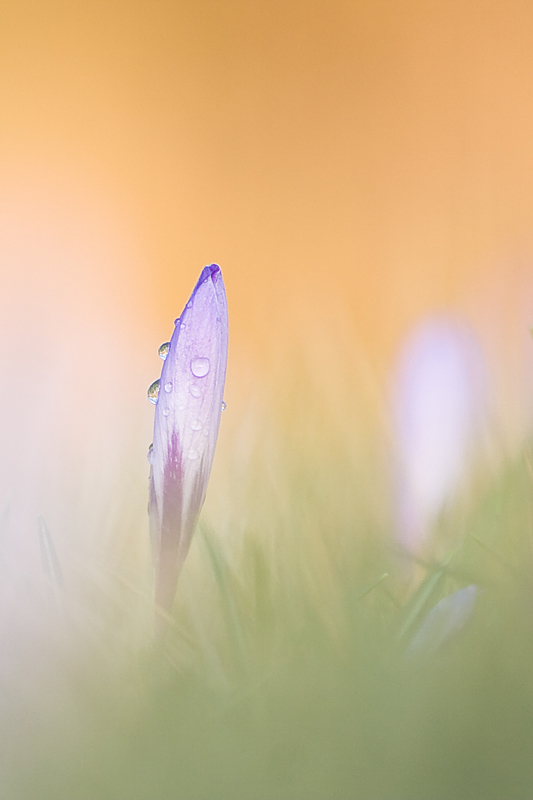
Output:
[
  {"xmin": 162, "ymin": 408, "xmax": 170, "ymax": 417},
  {"xmin": 190, "ymin": 419, "xmax": 202, "ymax": 431},
  {"xmin": 174, "ymin": 317, "xmax": 180, "ymax": 325},
  {"xmin": 191, "ymin": 357, "xmax": 210, "ymax": 378},
  {"xmin": 147, "ymin": 443, "xmax": 154, "ymax": 464},
  {"xmin": 190, "ymin": 385, "xmax": 201, "ymax": 398},
  {"xmin": 164, "ymin": 382, "xmax": 173, "ymax": 393},
  {"xmin": 188, "ymin": 450, "xmax": 199, "ymax": 460},
  {"xmin": 158, "ymin": 342, "xmax": 170, "ymax": 360},
  {"xmin": 147, "ymin": 379, "xmax": 160, "ymax": 404},
  {"xmin": 186, "ymin": 300, "xmax": 193, "ymax": 309},
  {"xmin": 221, "ymin": 400, "xmax": 227, "ymax": 411},
  {"xmin": 180, "ymin": 322, "xmax": 186, "ymax": 330}
]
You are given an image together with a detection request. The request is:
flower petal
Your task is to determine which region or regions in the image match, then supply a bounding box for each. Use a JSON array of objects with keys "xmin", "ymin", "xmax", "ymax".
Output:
[{"xmin": 149, "ymin": 264, "xmax": 228, "ymax": 611}]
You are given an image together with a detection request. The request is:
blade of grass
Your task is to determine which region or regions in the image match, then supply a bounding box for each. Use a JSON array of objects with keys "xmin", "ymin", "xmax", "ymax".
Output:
[
  {"xmin": 201, "ymin": 527, "xmax": 247, "ymax": 672},
  {"xmin": 395, "ymin": 553, "xmax": 454, "ymax": 644},
  {"xmin": 353, "ymin": 572, "xmax": 389, "ymax": 601},
  {"xmin": 469, "ymin": 533, "xmax": 523, "ymax": 578}
]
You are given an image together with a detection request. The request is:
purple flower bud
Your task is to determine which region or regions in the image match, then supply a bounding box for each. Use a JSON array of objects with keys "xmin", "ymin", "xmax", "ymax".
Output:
[{"xmin": 149, "ymin": 264, "xmax": 228, "ymax": 612}]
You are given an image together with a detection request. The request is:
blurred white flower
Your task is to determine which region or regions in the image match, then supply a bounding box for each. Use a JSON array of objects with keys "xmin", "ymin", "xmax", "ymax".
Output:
[{"xmin": 392, "ymin": 316, "xmax": 486, "ymax": 551}]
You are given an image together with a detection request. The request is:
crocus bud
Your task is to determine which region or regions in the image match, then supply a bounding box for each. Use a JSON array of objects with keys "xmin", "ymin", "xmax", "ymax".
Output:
[
  {"xmin": 391, "ymin": 316, "xmax": 486, "ymax": 552},
  {"xmin": 148, "ymin": 264, "xmax": 228, "ymax": 612}
]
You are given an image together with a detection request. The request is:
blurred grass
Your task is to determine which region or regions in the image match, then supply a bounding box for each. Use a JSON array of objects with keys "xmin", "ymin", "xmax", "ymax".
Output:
[{"xmin": 5, "ymin": 377, "xmax": 533, "ymax": 800}]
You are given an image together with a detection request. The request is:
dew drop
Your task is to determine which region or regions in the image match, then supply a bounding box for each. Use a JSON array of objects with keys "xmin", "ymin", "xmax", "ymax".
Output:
[
  {"xmin": 188, "ymin": 450, "xmax": 199, "ymax": 460},
  {"xmin": 221, "ymin": 400, "xmax": 227, "ymax": 411},
  {"xmin": 186, "ymin": 300, "xmax": 193, "ymax": 309},
  {"xmin": 174, "ymin": 317, "xmax": 180, "ymax": 325},
  {"xmin": 162, "ymin": 408, "xmax": 170, "ymax": 417},
  {"xmin": 158, "ymin": 342, "xmax": 170, "ymax": 360},
  {"xmin": 180, "ymin": 322, "xmax": 186, "ymax": 330},
  {"xmin": 147, "ymin": 443, "xmax": 154, "ymax": 464},
  {"xmin": 190, "ymin": 419, "xmax": 202, "ymax": 431},
  {"xmin": 190, "ymin": 385, "xmax": 201, "ymax": 398},
  {"xmin": 191, "ymin": 357, "xmax": 210, "ymax": 378},
  {"xmin": 164, "ymin": 381, "xmax": 173, "ymax": 393},
  {"xmin": 147, "ymin": 379, "xmax": 160, "ymax": 404}
]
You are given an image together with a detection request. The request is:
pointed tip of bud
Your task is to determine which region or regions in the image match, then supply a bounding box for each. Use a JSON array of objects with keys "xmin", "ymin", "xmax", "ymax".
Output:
[
  {"xmin": 200, "ymin": 263, "xmax": 220, "ymax": 278},
  {"xmin": 194, "ymin": 263, "xmax": 223, "ymax": 293}
]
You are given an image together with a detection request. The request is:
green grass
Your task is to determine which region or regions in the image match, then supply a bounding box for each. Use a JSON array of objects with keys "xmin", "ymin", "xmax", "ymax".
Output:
[{"xmin": 5, "ymin": 427, "xmax": 533, "ymax": 800}]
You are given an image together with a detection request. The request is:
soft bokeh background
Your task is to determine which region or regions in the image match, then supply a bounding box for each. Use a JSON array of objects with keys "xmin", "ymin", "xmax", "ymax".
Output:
[
  {"xmin": 1, "ymin": 0, "xmax": 532, "ymax": 544},
  {"xmin": 0, "ymin": 3, "xmax": 532, "ymax": 578},
  {"xmin": 2, "ymin": 0, "xmax": 533, "ymax": 429},
  {"xmin": 2, "ymin": 2, "xmax": 533, "ymax": 796}
]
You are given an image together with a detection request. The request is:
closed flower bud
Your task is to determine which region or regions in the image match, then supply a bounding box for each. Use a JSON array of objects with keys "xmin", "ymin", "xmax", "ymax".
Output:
[{"xmin": 148, "ymin": 264, "xmax": 228, "ymax": 612}]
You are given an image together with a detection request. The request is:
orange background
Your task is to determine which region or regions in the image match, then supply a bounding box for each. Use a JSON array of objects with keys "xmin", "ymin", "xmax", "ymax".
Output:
[{"xmin": 1, "ymin": 0, "xmax": 533, "ymax": 517}]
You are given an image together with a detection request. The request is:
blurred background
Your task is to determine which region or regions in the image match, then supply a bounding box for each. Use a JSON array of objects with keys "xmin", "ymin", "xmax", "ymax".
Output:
[
  {"xmin": 2, "ymin": 0, "xmax": 533, "ymax": 448},
  {"xmin": 1, "ymin": 0, "xmax": 533, "ymax": 634},
  {"xmin": 2, "ymin": 1, "xmax": 533, "ymax": 795},
  {"xmin": 0, "ymin": 0, "xmax": 532, "ymax": 582}
]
